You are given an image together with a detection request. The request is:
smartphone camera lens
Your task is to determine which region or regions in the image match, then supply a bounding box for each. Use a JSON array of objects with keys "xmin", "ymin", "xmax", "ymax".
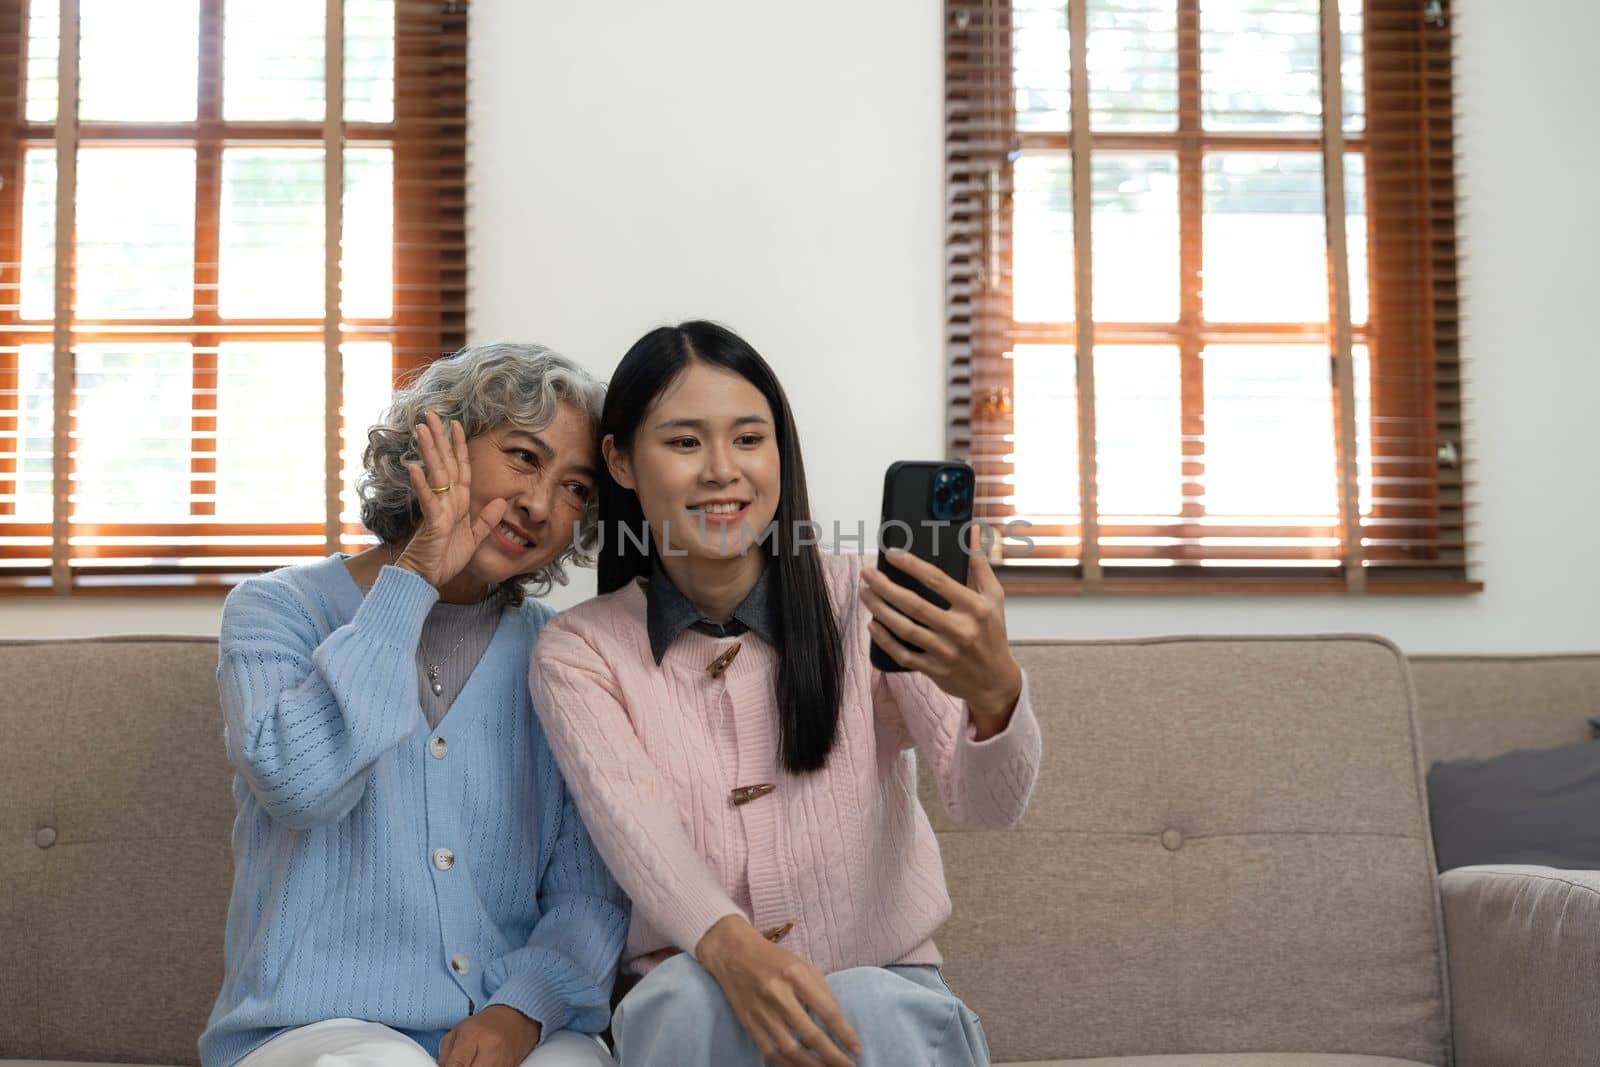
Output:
[{"xmin": 931, "ymin": 466, "xmax": 972, "ymax": 521}]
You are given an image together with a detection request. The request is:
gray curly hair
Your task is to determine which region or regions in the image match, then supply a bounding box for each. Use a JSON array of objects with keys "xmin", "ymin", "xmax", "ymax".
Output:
[{"xmin": 358, "ymin": 342, "xmax": 606, "ymax": 602}]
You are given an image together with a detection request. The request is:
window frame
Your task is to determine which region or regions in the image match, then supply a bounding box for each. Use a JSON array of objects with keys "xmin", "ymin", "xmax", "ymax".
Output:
[
  {"xmin": 0, "ymin": 0, "xmax": 468, "ymax": 596},
  {"xmin": 945, "ymin": 0, "xmax": 1473, "ymax": 595}
]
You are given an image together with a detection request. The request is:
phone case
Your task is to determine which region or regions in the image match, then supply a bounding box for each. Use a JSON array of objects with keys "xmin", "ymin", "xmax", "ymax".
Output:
[{"xmin": 870, "ymin": 460, "xmax": 975, "ymax": 673}]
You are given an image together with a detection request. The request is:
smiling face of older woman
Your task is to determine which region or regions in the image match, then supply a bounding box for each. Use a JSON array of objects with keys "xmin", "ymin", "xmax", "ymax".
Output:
[
  {"xmin": 448, "ymin": 400, "xmax": 598, "ymax": 598},
  {"xmin": 352, "ymin": 342, "xmax": 606, "ymax": 604}
]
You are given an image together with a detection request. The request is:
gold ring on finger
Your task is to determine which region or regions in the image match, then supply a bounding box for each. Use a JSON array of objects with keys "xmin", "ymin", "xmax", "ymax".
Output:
[{"xmin": 429, "ymin": 484, "xmax": 452, "ymax": 495}]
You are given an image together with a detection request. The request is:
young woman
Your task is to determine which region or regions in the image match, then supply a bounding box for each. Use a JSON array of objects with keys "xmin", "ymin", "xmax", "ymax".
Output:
[
  {"xmin": 531, "ymin": 322, "xmax": 1041, "ymax": 1066},
  {"xmin": 200, "ymin": 344, "xmax": 628, "ymax": 1067}
]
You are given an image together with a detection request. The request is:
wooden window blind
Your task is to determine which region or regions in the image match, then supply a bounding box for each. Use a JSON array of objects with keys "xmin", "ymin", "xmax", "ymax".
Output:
[
  {"xmin": 0, "ymin": 0, "xmax": 466, "ymax": 595},
  {"xmin": 946, "ymin": 0, "xmax": 1472, "ymax": 594}
]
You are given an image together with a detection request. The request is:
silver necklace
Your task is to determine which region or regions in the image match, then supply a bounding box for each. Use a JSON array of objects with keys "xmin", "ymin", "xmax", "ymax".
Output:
[
  {"xmin": 421, "ymin": 629, "xmax": 471, "ymax": 697},
  {"xmin": 384, "ymin": 542, "xmax": 485, "ymax": 697}
]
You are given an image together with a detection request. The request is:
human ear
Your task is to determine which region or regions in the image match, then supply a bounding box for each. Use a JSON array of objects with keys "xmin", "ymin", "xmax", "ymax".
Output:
[{"xmin": 602, "ymin": 434, "xmax": 636, "ymax": 490}]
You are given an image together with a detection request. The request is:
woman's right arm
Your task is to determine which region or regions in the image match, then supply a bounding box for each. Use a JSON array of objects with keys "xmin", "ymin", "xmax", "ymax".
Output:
[
  {"xmin": 219, "ymin": 411, "xmax": 496, "ymax": 830},
  {"xmin": 217, "ymin": 564, "xmax": 437, "ymax": 829}
]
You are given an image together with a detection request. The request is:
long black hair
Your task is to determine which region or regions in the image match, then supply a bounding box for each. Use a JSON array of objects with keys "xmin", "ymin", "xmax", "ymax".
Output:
[{"xmin": 597, "ymin": 320, "xmax": 843, "ymax": 774}]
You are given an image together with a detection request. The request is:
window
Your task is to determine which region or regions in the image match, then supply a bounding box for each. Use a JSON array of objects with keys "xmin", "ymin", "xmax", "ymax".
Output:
[
  {"xmin": 946, "ymin": 0, "xmax": 1471, "ymax": 593},
  {"xmin": 0, "ymin": 0, "xmax": 467, "ymax": 594}
]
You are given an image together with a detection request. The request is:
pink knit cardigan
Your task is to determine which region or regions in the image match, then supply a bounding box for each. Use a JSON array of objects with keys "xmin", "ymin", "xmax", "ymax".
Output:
[{"xmin": 530, "ymin": 551, "xmax": 1041, "ymax": 976}]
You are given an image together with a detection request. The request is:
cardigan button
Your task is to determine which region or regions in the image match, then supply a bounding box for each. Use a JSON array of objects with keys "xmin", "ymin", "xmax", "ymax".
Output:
[
  {"xmin": 450, "ymin": 953, "xmax": 471, "ymax": 975},
  {"xmin": 429, "ymin": 736, "xmax": 449, "ymax": 759},
  {"xmin": 432, "ymin": 847, "xmax": 456, "ymax": 871},
  {"xmin": 730, "ymin": 783, "xmax": 776, "ymax": 806},
  {"xmin": 705, "ymin": 641, "xmax": 742, "ymax": 679},
  {"xmin": 35, "ymin": 826, "xmax": 57, "ymax": 849}
]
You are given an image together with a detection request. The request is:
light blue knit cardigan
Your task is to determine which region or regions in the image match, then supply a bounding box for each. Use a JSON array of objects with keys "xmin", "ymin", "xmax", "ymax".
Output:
[{"xmin": 199, "ymin": 556, "xmax": 627, "ymax": 1067}]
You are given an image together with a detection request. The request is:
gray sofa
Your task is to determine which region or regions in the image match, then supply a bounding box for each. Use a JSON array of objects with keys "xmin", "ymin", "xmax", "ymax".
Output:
[{"xmin": 2, "ymin": 635, "xmax": 1596, "ymax": 1066}]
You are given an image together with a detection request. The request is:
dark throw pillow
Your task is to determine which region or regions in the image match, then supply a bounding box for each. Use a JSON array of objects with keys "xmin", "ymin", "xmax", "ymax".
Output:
[{"xmin": 1427, "ymin": 738, "xmax": 1600, "ymax": 872}]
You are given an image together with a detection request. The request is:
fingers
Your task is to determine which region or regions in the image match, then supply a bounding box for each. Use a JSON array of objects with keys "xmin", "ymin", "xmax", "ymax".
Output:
[
  {"xmin": 452, "ymin": 417, "xmax": 473, "ymax": 494},
  {"xmin": 437, "ymin": 1028, "xmax": 478, "ymax": 1067},
  {"xmin": 881, "ymin": 546, "xmax": 983, "ymax": 612},
  {"xmin": 733, "ymin": 1000, "xmax": 810, "ymax": 1067},
  {"xmin": 755, "ymin": 1000, "xmax": 837, "ymax": 1067},
  {"xmin": 965, "ymin": 522, "xmax": 1003, "ymax": 596},
  {"xmin": 713, "ymin": 937, "xmax": 857, "ymax": 1067},
  {"xmin": 408, "ymin": 462, "xmax": 442, "ymax": 521},
  {"xmin": 437, "ymin": 1029, "xmax": 470, "ymax": 1067},
  {"xmin": 469, "ymin": 497, "xmax": 509, "ymax": 547},
  {"xmin": 798, "ymin": 979, "xmax": 863, "ymax": 1064},
  {"xmin": 759, "ymin": 1022, "xmax": 829, "ymax": 1067},
  {"xmin": 431, "ymin": 412, "xmax": 458, "ymax": 488},
  {"xmin": 860, "ymin": 566, "xmax": 951, "ymax": 631},
  {"xmin": 868, "ymin": 619, "xmax": 932, "ymax": 673},
  {"xmin": 869, "ymin": 526, "xmax": 1005, "ymax": 661},
  {"xmin": 416, "ymin": 411, "xmax": 458, "ymax": 492},
  {"xmin": 858, "ymin": 584, "xmax": 956, "ymax": 662},
  {"xmin": 755, "ymin": 973, "xmax": 858, "ymax": 1067},
  {"xmin": 782, "ymin": 1007, "xmax": 851, "ymax": 1067},
  {"xmin": 415, "ymin": 416, "xmax": 445, "ymax": 492}
]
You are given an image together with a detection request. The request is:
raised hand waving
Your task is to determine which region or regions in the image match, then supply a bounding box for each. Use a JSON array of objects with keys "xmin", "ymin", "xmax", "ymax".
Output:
[{"xmin": 392, "ymin": 411, "xmax": 507, "ymax": 590}]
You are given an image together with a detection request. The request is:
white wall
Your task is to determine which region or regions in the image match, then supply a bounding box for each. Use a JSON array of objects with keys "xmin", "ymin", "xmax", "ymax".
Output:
[{"xmin": 4, "ymin": 0, "xmax": 1596, "ymax": 653}]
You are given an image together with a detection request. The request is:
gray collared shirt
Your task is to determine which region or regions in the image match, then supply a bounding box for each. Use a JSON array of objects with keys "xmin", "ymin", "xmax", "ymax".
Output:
[{"xmin": 644, "ymin": 558, "xmax": 776, "ymax": 665}]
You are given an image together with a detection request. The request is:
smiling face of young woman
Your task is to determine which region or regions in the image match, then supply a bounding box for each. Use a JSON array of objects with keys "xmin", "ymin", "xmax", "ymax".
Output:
[
  {"xmin": 603, "ymin": 359, "xmax": 781, "ymax": 569},
  {"xmin": 450, "ymin": 399, "xmax": 597, "ymax": 595}
]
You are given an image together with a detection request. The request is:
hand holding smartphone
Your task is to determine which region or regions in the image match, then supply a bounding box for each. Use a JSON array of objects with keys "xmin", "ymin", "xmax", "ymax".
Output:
[{"xmin": 870, "ymin": 461, "xmax": 976, "ymax": 673}]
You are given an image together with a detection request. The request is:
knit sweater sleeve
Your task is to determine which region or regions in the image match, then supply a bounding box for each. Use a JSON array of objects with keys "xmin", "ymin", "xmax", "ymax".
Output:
[
  {"xmin": 875, "ymin": 667, "xmax": 1042, "ymax": 829},
  {"xmin": 216, "ymin": 564, "xmax": 436, "ymax": 829},
  {"xmin": 531, "ymin": 620, "xmax": 745, "ymax": 958}
]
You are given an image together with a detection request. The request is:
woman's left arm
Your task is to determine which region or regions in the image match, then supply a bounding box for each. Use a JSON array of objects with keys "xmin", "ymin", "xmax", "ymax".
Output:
[
  {"xmin": 859, "ymin": 527, "xmax": 1042, "ymax": 828},
  {"xmin": 480, "ymin": 748, "xmax": 629, "ymax": 1040}
]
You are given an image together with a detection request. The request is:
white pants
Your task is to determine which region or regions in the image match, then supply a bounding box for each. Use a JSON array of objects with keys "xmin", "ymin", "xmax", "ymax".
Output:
[{"xmin": 236, "ymin": 1017, "xmax": 616, "ymax": 1067}]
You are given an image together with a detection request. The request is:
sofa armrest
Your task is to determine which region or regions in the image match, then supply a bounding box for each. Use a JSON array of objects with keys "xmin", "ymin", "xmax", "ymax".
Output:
[{"xmin": 1441, "ymin": 865, "xmax": 1600, "ymax": 1067}]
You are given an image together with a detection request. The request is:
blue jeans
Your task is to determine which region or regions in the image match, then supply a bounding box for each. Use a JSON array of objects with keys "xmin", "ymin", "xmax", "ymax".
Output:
[{"xmin": 611, "ymin": 953, "xmax": 990, "ymax": 1066}]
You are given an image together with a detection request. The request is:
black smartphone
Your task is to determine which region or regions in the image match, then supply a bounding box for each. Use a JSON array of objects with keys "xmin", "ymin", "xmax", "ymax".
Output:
[{"xmin": 870, "ymin": 460, "xmax": 976, "ymax": 673}]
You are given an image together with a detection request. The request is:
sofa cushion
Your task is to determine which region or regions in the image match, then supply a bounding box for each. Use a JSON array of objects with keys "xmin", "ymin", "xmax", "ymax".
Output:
[
  {"xmin": 1427, "ymin": 739, "xmax": 1600, "ymax": 871},
  {"xmin": 1440, "ymin": 866, "xmax": 1600, "ymax": 1067},
  {"xmin": 1408, "ymin": 654, "xmax": 1600, "ymax": 763},
  {"xmin": 0, "ymin": 637, "xmax": 231, "ymax": 1066},
  {"xmin": 925, "ymin": 636, "xmax": 1450, "ymax": 1065}
]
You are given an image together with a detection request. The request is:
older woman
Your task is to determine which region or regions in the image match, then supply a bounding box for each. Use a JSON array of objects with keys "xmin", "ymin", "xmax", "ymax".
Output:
[{"xmin": 199, "ymin": 344, "xmax": 628, "ymax": 1067}]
